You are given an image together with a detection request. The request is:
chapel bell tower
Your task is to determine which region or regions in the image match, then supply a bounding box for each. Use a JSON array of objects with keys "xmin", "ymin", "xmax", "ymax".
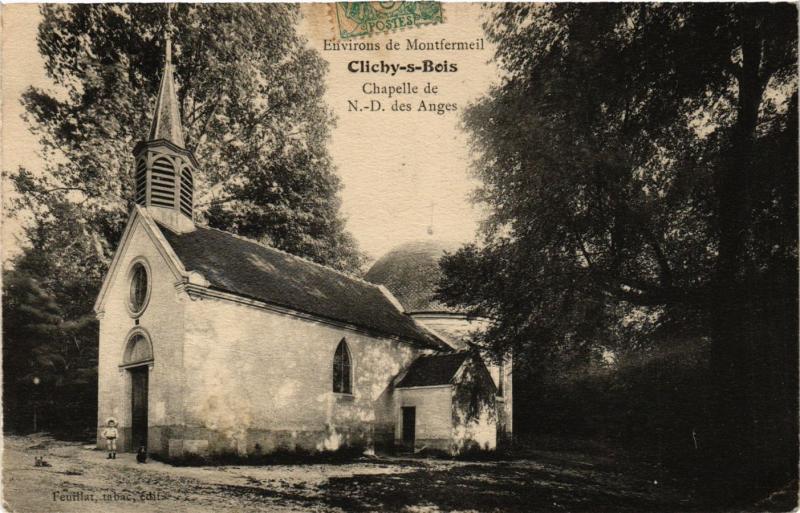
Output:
[{"xmin": 132, "ymin": 36, "xmax": 196, "ymax": 233}]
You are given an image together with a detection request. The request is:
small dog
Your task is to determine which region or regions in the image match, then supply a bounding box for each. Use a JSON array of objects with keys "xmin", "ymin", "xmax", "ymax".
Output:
[
  {"xmin": 34, "ymin": 456, "xmax": 51, "ymax": 467},
  {"xmin": 136, "ymin": 446, "xmax": 147, "ymax": 464}
]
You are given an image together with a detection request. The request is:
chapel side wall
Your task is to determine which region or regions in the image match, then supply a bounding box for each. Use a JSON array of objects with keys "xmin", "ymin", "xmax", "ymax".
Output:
[
  {"xmin": 501, "ymin": 354, "xmax": 513, "ymax": 440},
  {"xmin": 452, "ymin": 358, "xmax": 497, "ymax": 453},
  {"xmin": 487, "ymin": 354, "xmax": 513, "ymax": 442},
  {"xmin": 177, "ymin": 295, "xmax": 425, "ymax": 457},
  {"xmin": 96, "ymin": 221, "xmax": 186, "ymax": 455},
  {"xmin": 395, "ymin": 387, "xmax": 453, "ymax": 452}
]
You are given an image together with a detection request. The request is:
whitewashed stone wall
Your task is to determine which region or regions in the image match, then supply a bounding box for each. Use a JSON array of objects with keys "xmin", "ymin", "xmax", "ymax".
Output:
[
  {"xmin": 178, "ymin": 293, "xmax": 427, "ymax": 456},
  {"xmin": 395, "ymin": 386, "xmax": 453, "ymax": 451},
  {"xmin": 96, "ymin": 219, "xmax": 187, "ymax": 454}
]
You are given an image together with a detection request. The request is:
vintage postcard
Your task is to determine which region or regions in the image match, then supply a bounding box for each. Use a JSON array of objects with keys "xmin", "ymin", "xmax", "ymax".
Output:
[{"xmin": 2, "ymin": 2, "xmax": 798, "ymax": 512}]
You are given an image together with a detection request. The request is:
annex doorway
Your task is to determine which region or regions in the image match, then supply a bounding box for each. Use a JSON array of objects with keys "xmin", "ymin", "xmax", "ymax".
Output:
[{"xmin": 402, "ymin": 406, "xmax": 416, "ymax": 451}]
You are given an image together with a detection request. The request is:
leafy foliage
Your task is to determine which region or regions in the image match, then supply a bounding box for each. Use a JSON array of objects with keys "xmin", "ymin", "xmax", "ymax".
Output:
[
  {"xmin": 9, "ymin": 3, "xmax": 363, "ymax": 272},
  {"xmin": 4, "ymin": 4, "xmax": 364, "ymax": 437},
  {"xmin": 439, "ymin": 3, "xmax": 797, "ymax": 496},
  {"xmin": 3, "ymin": 267, "xmax": 97, "ymax": 436}
]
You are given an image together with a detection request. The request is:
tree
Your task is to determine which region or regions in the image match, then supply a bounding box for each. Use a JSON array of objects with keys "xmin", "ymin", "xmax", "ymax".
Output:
[
  {"xmin": 3, "ymin": 4, "xmax": 364, "ymax": 437},
  {"xmin": 2, "ymin": 266, "xmax": 97, "ymax": 435},
  {"xmin": 440, "ymin": 3, "xmax": 797, "ymax": 493},
  {"xmin": 8, "ymin": 3, "xmax": 363, "ymax": 273}
]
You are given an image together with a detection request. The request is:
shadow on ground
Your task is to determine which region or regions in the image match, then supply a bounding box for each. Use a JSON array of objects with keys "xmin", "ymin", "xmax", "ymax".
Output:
[
  {"xmin": 211, "ymin": 453, "xmax": 691, "ymax": 513},
  {"xmin": 321, "ymin": 460, "xmax": 687, "ymax": 512},
  {"xmin": 5, "ymin": 434, "xmax": 795, "ymax": 513}
]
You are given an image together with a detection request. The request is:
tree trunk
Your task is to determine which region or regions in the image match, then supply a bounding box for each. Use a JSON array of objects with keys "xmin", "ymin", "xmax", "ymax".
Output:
[{"xmin": 709, "ymin": 11, "xmax": 763, "ymax": 482}]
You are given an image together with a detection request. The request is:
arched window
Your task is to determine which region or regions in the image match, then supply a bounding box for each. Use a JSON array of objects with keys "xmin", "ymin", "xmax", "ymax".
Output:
[
  {"xmin": 332, "ymin": 339, "xmax": 352, "ymax": 394},
  {"xmin": 123, "ymin": 330, "xmax": 153, "ymax": 367}
]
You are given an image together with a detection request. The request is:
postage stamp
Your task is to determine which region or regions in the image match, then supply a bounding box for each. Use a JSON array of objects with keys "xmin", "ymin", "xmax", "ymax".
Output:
[{"xmin": 333, "ymin": 2, "xmax": 444, "ymax": 39}]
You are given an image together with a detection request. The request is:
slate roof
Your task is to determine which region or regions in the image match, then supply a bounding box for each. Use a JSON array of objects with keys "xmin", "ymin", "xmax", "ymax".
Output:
[
  {"xmin": 395, "ymin": 352, "xmax": 471, "ymax": 388},
  {"xmin": 157, "ymin": 223, "xmax": 445, "ymax": 349},
  {"xmin": 365, "ymin": 240, "xmax": 465, "ymax": 313}
]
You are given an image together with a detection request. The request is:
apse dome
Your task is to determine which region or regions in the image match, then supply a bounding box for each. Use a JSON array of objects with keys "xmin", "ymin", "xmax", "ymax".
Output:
[{"xmin": 365, "ymin": 240, "xmax": 464, "ymax": 313}]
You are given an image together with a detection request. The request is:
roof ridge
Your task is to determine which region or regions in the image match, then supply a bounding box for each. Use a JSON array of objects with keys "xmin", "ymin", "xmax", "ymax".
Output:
[
  {"xmin": 196, "ymin": 224, "xmax": 380, "ymax": 289},
  {"xmin": 417, "ymin": 350, "xmax": 469, "ymax": 359},
  {"xmin": 153, "ymin": 219, "xmax": 448, "ymax": 350}
]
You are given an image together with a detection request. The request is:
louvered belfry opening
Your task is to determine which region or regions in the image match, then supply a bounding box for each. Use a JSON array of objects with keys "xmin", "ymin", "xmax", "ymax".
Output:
[
  {"xmin": 131, "ymin": 146, "xmax": 196, "ymax": 232},
  {"xmin": 135, "ymin": 158, "xmax": 148, "ymax": 205},
  {"xmin": 179, "ymin": 167, "xmax": 193, "ymax": 217},
  {"xmin": 150, "ymin": 157, "xmax": 177, "ymax": 208}
]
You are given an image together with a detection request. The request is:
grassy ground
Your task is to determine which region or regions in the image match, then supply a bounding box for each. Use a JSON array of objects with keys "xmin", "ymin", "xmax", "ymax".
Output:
[{"xmin": 0, "ymin": 434, "xmax": 789, "ymax": 513}]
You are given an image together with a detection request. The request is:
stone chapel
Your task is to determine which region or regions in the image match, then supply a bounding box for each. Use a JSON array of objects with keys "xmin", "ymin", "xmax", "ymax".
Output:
[{"xmin": 94, "ymin": 39, "xmax": 511, "ymax": 459}]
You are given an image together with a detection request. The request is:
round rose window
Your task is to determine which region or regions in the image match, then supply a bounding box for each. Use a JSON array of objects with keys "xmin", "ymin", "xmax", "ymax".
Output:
[{"xmin": 128, "ymin": 263, "xmax": 149, "ymax": 315}]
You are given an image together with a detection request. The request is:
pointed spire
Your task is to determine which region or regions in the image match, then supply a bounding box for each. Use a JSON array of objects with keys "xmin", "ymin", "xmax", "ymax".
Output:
[{"xmin": 148, "ymin": 10, "xmax": 185, "ymax": 148}]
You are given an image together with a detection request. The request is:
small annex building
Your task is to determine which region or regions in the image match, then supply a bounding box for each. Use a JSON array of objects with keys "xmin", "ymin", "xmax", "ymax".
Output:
[
  {"xmin": 394, "ymin": 352, "xmax": 500, "ymax": 452},
  {"xmin": 365, "ymin": 240, "xmax": 513, "ymax": 443},
  {"xmin": 95, "ymin": 40, "xmax": 511, "ymax": 460}
]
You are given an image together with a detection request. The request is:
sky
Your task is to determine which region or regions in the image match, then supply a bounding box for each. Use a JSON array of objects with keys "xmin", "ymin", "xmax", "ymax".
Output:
[
  {"xmin": 2, "ymin": 5, "xmax": 51, "ymax": 260},
  {"xmin": 2, "ymin": 4, "xmax": 498, "ymax": 262}
]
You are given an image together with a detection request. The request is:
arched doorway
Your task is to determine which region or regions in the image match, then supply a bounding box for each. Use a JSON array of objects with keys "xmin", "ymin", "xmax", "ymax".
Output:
[{"xmin": 121, "ymin": 330, "xmax": 153, "ymax": 451}]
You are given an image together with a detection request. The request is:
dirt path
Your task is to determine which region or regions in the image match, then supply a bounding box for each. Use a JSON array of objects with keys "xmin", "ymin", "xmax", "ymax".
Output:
[{"xmin": 3, "ymin": 435, "xmax": 691, "ymax": 513}]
